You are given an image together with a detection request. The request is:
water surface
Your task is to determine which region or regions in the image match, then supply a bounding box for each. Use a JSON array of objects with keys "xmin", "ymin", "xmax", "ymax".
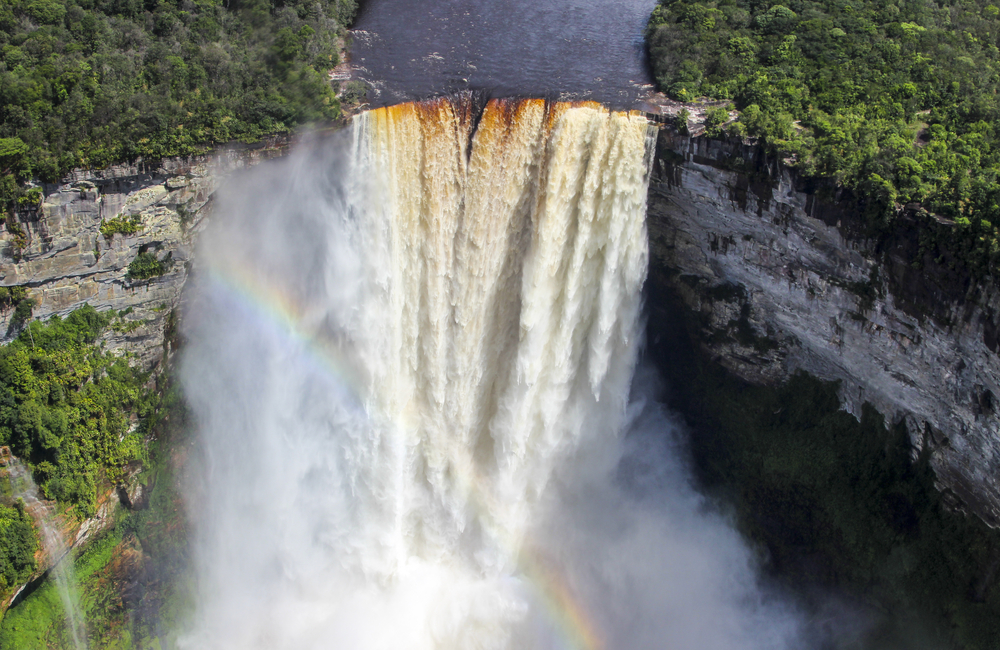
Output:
[{"xmin": 350, "ymin": 0, "xmax": 658, "ymax": 109}]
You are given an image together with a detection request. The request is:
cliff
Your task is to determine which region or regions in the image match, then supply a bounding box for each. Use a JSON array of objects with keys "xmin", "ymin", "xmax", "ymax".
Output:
[
  {"xmin": 0, "ymin": 137, "xmax": 291, "ymax": 368},
  {"xmin": 7, "ymin": 116, "xmax": 1000, "ymax": 532},
  {"xmin": 645, "ymin": 129, "xmax": 1000, "ymax": 527}
]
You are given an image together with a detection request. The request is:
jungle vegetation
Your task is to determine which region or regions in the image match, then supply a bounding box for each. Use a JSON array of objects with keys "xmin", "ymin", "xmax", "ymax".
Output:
[
  {"xmin": 0, "ymin": 380, "xmax": 191, "ymax": 649},
  {"xmin": 0, "ymin": 501, "xmax": 35, "ymax": 597},
  {"xmin": 647, "ymin": 0, "xmax": 1000, "ymax": 279},
  {"xmin": 0, "ymin": 305, "xmax": 160, "ymax": 519},
  {"xmin": 0, "ymin": 0, "xmax": 358, "ymax": 208}
]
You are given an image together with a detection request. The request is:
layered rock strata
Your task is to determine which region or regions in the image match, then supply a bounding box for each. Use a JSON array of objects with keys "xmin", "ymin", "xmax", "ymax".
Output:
[
  {"xmin": 646, "ymin": 129, "xmax": 1000, "ymax": 527},
  {"xmin": 0, "ymin": 138, "xmax": 290, "ymax": 368}
]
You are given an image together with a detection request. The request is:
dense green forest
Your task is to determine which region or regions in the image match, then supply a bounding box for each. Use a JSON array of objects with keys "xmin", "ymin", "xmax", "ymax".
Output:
[
  {"xmin": 0, "ymin": 385, "xmax": 191, "ymax": 649},
  {"xmin": 647, "ymin": 0, "xmax": 1000, "ymax": 278},
  {"xmin": 0, "ymin": 304, "xmax": 165, "ymax": 616},
  {"xmin": 0, "ymin": 305, "xmax": 159, "ymax": 518},
  {"xmin": 0, "ymin": 0, "xmax": 357, "ymax": 207}
]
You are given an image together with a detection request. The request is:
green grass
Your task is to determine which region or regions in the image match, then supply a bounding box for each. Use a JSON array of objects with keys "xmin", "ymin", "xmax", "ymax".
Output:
[
  {"xmin": 0, "ymin": 525, "xmax": 132, "ymax": 650},
  {"xmin": 0, "ymin": 577, "xmax": 75, "ymax": 650}
]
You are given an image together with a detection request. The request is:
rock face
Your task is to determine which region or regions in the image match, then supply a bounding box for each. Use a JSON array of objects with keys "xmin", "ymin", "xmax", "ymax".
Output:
[
  {"xmin": 0, "ymin": 138, "xmax": 290, "ymax": 368},
  {"xmin": 7, "ymin": 119, "xmax": 1000, "ymax": 530},
  {"xmin": 646, "ymin": 129, "xmax": 1000, "ymax": 527}
]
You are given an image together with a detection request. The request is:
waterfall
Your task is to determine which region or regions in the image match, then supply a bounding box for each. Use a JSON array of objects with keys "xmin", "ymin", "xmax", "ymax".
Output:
[
  {"xmin": 6, "ymin": 457, "xmax": 87, "ymax": 650},
  {"xmin": 351, "ymin": 99, "xmax": 652, "ymax": 576},
  {"xmin": 180, "ymin": 97, "xmax": 803, "ymax": 649}
]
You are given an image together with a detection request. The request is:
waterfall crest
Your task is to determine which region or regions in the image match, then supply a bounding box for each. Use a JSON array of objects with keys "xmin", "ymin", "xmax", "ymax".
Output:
[
  {"xmin": 182, "ymin": 97, "xmax": 658, "ymax": 649},
  {"xmin": 354, "ymin": 98, "xmax": 653, "ymax": 577}
]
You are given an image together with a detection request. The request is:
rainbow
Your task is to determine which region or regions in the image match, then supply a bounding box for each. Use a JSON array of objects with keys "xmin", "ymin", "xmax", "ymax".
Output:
[
  {"xmin": 194, "ymin": 94, "xmax": 653, "ymax": 649},
  {"xmin": 205, "ymin": 257, "xmax": 607, "ymax": 650}
]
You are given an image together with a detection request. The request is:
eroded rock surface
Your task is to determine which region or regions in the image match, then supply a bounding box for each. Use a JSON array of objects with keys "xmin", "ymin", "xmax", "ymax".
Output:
[
  {"xmin": 0, "ymin": 139, "xmax": 290, "ymax": 368},
  {"xmin": 647, "ymin": 130, "xmax": 1000, "ymax": 527}
]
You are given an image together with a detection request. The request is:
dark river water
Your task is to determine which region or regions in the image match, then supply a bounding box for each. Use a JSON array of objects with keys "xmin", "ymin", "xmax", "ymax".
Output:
[{"xmin": 350, "ymin": 0, "xmax": 659, "ymax": 109}]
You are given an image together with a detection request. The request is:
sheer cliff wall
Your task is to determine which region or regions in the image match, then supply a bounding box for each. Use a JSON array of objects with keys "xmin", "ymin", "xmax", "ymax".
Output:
[
  {"xmin": 646, "ymin": 129, "xmax": 1000, "ymax": 527},
  {"xmin": 0, "ymin": 137, "xmax": 291, "ymax": 368}
]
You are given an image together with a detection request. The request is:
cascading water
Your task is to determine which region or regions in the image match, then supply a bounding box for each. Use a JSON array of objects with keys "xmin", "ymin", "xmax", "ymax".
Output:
[
  {"xmin": 180, "ymin": 97, "xmax": 805, "ymax": 649},
  {"xmin": 6, "ymin": 457, "xmax": 87, "ymax": 650},
  {"xmin": 352, "ymin": 99, "xmax": 652, "ymax": 575}
]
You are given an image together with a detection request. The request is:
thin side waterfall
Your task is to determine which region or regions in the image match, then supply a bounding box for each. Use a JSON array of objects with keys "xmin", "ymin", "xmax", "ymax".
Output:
[
  {"xmin": 6, "ymin": 457, "xmax": 87, "ymax": 650},
  {"xmin": 181, "ymin": 96, "xmax": 805, "ymax": 649}
]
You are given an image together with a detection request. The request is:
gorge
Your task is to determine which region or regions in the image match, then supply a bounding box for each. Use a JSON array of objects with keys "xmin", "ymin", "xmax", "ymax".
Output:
[
  {"xmin": 2, "ymin": 0, "xmax": 1000, "ymax": 646},
  {"xmin": 180, "ymin": 97, "xmax": 811, "ymax": 649},
  {"xmin": 3, "ymin": 98, "xmax": 1000, "ymax": 648}
]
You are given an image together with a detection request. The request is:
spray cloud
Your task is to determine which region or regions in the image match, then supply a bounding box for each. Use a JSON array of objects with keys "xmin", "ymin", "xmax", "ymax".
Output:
[{"xmin": 179, "ymin": 97, "xmax": 807, "ymax": 649}]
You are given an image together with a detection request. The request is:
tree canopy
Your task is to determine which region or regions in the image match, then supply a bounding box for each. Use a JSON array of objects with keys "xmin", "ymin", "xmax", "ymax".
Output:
[
  {"xmin": 648, "ymin": 0, "xmax": 1000, "ymax": 278},
  {"xmin": 0, "ymin": 305, "xmax": 161, "ymax": 518},
  {"xmin": 0, "ymin": 0, "xmax": 356, "ymax": 206}
]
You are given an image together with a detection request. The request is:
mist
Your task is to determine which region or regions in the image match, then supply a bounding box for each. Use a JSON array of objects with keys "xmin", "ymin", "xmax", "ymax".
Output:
[{"xmin": 176, "ymin": 100, "xmax": 840, "ymax": 649}]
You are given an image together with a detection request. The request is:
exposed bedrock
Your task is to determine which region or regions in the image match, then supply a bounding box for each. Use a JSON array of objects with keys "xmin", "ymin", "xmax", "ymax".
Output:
[
  {"xmin": 0, "ymin": 137, "xmax": 290, "ymax": 368},
  {"xmin": 646, "ymin": 129, "xmax": 1000, "ymax": 527},
  {"xmin": 8, "ymin": 117, "xmax": 1000, "ymax": 529}
]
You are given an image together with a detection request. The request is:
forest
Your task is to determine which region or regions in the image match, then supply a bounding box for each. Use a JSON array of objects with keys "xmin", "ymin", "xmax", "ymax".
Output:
[
  {"xmin": 0, "ymin": 306, "xmax": 167, "ymax": 605},
  {"xmin": 648, "ymin": 0, "xmax": 1000, "ymax": 278},
  {"xmin": 0, "ymin": 0, "xmax": 357, "ymax": 207}
]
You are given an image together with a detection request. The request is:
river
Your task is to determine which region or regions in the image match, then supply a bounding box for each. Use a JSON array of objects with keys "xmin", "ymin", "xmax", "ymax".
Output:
[{"xmin": 349, "ymin": 0, "xmax": 659, "ymax": 109}]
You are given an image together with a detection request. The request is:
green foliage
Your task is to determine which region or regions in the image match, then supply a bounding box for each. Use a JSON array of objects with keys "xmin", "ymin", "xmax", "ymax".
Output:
[
  {"xmin": 98, "ymin": 214, "xmax": 141, "ymax": 240},
  {"xmin": 0, "ymin": 377, "xmax": 193, "ymax": 650},
  {"xmin": 15, "ymin": 189, "xmax": 41, "ymax": 208},
  {"xmin": 125, "ymin": 251, "xmax": 169, "ymax": 282},
  {"xmin": 0, "ymin": 285, "xmax": 35, "ymax": 335},
  {"xmin": 677, "ymin": 364, "xmax": 1000, "ymax": 648},
  {"xmin": 0, "ymin": 529, "xmax": 127, "ymax": 649},
  {"xmin": 703, "ymin": 104, "xmax": 730, "ymax": 135},
  {"xmin": 0, "ymin": 305, "xmax": 154, "ymax": 518},
  {"xmin": 2, "ymin": 214, "xmax": 27, "ymax": 261},
  {"xmin": 675, "ymin": 107, "xmax": 691, "ymax": 135},
  {"xmin": 7, "ymin": 298, "xmax": 34, "ymax": 334},
  {"xmin": 0, "ymin": 286, "xmax": 27, "ymax": 311},
  {"xmin": 21, "ymin": 0, "xmax": 66, "ymax": 25},
  {"xmin": 338, "ymin": 79, "xmax": 368, "ymax": 105},
  {"xmin": 0, "ymin": 140, "xmax": 26, "ymax": 174},
  {"xmin": 647, "ymin": 0, "xmax": 1000, "ymax": 276},
  {"xmin": 0, "ymin": 0, "xmax": 358, "ymax": 215},
  {"xmin": 0, "ymin": 501, "xmax": 37, "ymax": 594}
]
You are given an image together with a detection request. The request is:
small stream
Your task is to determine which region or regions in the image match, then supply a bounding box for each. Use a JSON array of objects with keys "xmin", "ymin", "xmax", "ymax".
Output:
[{"xmin": 6, "ymin": 458, "xmax": 88, "ymax": 650}]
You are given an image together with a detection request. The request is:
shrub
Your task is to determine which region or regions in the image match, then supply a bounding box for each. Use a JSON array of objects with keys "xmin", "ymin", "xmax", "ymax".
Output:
[
  {"xmin": 99, "ymin": 214, "xmax": 142, "ymax": 240},
  {"xmin": 126, "ymin": 252, "xmax": 168, "ymax": 281}
]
